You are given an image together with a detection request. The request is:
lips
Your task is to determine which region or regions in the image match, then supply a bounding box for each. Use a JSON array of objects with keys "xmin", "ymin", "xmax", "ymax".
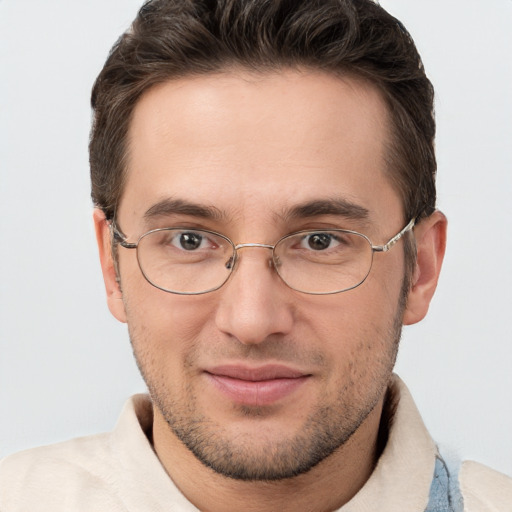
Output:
[{"xmin": 204, "ymin": 364, "xmax": 311, "ymax": 406}]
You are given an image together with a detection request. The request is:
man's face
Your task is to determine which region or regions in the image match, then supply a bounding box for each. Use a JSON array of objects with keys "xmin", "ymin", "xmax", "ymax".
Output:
[{"xmin": 109, "ymin": 70, "xmax": 410, "ymax": 480}]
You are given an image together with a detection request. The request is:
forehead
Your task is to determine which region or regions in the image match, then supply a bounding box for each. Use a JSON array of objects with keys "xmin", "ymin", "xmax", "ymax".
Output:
[{"xmin": 120, "ymin": 69, "xmax": 401, "ymax": 232}]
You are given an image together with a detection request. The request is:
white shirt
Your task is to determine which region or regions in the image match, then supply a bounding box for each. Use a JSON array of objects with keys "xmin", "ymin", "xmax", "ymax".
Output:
[{"xmin": 1, "ymin": 376, "xmax": 511, "ymax": 511}]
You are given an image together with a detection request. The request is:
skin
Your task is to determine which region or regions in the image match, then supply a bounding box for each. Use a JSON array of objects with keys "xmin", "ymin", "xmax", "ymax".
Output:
[{"xmin": 95, "ymin": 69, "xmax": 446, "ymax": 512}]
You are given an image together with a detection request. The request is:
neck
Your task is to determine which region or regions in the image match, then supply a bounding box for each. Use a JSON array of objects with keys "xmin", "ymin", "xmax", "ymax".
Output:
[{"xmin": 152, "ymin": 397, "xmax": 385, "ymax": 512}]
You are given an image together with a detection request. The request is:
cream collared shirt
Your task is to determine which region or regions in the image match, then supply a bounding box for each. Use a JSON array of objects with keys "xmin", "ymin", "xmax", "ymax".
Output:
[{"xmin": 1, "ymin": 376, "xmax": 511, "ymax": 511}]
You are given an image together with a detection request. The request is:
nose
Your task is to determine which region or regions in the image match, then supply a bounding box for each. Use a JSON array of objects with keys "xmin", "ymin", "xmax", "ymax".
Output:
[{"xmin": 214, "ymin": 248, "xmax": 294, "ymax": 345}]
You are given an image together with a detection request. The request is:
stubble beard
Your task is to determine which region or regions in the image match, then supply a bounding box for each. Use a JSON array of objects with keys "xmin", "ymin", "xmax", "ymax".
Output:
[{"xmin": 128, "ymin": 279, "xmax": 408, "ymax": 482}]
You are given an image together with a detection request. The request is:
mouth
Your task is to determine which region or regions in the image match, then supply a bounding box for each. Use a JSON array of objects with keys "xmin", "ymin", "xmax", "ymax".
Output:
[{"xmin": 204, "ymin": 364, "xmax": 312, "ymax": 406}]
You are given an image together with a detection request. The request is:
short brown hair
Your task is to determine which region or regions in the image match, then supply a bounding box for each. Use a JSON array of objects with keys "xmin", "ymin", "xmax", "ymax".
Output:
[{"xmin": 90, "ymin": 0, "xmax": 436, "ymax": 228}]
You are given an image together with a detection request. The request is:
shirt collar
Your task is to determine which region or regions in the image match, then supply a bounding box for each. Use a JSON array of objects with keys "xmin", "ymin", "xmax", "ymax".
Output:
[
  {"xmin": 111, "ymin": 375, "xmax": 437, "ymax": 511},
  {"xmin": 337, "ymin": 375, "xmax": 437, "ymax": 511}
]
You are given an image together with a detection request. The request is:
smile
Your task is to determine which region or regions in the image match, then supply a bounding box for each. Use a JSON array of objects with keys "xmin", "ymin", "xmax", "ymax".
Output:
[{"xmin": 204, "ymin": 365, "xmax": 312, "ymax": 406}]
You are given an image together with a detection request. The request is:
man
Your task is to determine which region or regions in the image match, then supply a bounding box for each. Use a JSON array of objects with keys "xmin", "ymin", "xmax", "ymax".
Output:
[{"xmin": 1, "ymin": 0, "xmax": 511, "ymax": 510}]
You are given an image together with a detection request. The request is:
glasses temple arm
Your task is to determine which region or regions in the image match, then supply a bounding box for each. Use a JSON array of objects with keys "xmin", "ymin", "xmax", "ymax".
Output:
[
  {"xmin": 109, "ymin": 222, "xmax": 137, "ymax": 249},
  {"xmin": 371, "ymin": 218, "xmax": 416, "ymax": 253}
]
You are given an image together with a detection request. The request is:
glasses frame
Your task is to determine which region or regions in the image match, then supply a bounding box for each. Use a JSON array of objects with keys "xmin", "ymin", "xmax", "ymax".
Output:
[{"xmin": 111, "ymin": 218, "xmax": 415, "ymax": 295}]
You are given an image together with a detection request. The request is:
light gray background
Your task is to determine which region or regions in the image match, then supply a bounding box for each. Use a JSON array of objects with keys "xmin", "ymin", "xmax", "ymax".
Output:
[{"xmin": 1, "ymin": 0, "xmax": 511, "ymax": 476}]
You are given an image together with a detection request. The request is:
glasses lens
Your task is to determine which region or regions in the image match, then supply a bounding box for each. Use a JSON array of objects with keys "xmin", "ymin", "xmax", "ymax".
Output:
[
  {"xmin": 274, "ymin": 230, "xmax": 373, "ymax": 294},
  {"xmin": 136, "ymin": 228, "xmax": 234, "ymax": 294}
]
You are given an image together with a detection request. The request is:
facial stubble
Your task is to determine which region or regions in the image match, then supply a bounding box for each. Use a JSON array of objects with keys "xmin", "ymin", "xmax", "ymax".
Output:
[{"xmin": 127, "ymin": 275, "xmax": 407, "ymax": 482}]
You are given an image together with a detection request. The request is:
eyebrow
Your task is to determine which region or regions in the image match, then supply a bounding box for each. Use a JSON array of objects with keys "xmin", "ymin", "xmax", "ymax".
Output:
[
  {"xmin": 144, "ymin": 198, "xmax": 224, "ymax": 222},
  {"xmin": 284, "ymin": 198, "xmax": 370, "ymax": 222},
  {"xmin": 142, "ymin": 196, "xmax": 370, "ymax": 227}
]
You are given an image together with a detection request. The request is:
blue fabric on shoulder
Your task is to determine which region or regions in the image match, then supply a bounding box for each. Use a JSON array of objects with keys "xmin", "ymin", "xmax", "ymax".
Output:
[{"xmin": 425, "ymin": 456, "xmax": 464, "ymax": 512}]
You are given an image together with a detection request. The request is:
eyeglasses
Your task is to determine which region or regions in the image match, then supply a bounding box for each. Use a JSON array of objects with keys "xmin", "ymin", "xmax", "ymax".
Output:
[{"xmin": 111, "ymin": 219, "xmax": 415, "ymax": 295}]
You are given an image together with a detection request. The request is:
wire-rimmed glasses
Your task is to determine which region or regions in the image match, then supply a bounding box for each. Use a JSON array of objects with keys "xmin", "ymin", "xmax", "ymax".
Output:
[{"xmin": 111, "ymin": 219, "xmax": 415, "ymax": 295}]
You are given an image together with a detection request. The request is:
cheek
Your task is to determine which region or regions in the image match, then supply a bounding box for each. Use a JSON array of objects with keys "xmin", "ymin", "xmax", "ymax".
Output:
[
  {"xmin": 302, "ymin": 271, "xmax": 403, "ymax": 373},
  {"xmin": 123, "ymin": 290, "xmax": 211, "ymax": 398},
  {"xmin": 122, "ymin": 276, "xmax": 217, "ymax": 358},
  {"xmin": 304, "ymin": 268, "xmax": 402, "ymax": 336}
]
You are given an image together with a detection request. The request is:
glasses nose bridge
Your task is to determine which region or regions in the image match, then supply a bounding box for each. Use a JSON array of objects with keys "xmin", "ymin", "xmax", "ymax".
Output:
[
  {"xmin": 230, "ymin": 242, "xmax": 276, "ymax": 270},
  {"xmin": 234, "ymin": 242, "xmax": 275, "ymax": 251}
]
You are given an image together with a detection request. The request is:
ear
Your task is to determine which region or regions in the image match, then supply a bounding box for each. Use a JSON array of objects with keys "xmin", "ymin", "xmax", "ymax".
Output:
[
  {"xmin": 403, "ymin": 210, "xmax": 447, "ymax": 325},
  {"xmin": 93, "ymin": 209, "xmax": 127, "ymax": 323}
]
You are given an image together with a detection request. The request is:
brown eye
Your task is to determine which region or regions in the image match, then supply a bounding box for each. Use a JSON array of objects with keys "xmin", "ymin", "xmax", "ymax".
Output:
[
  {"xmin": 305, "ymin": 233, "xmax": 333, "ymax": 251},
  {"xmin": 175, "ymin": 232, "xmax": 204, "ymax": 250}
]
